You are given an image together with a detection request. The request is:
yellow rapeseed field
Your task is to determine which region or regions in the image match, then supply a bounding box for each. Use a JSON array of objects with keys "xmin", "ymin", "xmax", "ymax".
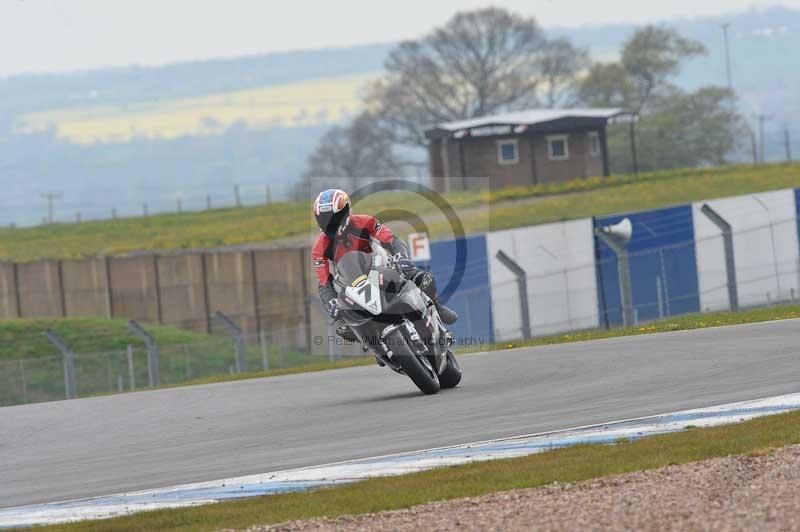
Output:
[{"xmin": 15, "ymin": 73, "xmax": 378, "ymax": 143}]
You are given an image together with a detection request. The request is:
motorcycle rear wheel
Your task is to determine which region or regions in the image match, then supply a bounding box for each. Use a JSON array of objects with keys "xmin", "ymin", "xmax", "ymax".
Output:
[{"xmin": 438, "ymin": 351, "xmax": 462, "ymax": 389}]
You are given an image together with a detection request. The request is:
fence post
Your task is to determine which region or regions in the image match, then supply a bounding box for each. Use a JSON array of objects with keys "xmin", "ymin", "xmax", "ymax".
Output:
[
  {"xmin": 656, "ymin": 276, "xmax": 665, "ymax": 319},
  {"xmin": 495, "ymin": 250, "xmax": 531, "ymax": 340},
  {"xmin": 126, "ymin": 344, "xmax": 136, "ymax": 390},
  {"xmin": 44, "ymin": 330, "xmax": 76, "ymax": 399},
  {"xmin": 308, "ymin": 296, "xmax": 336, "ymax": 361},
  {"xmin": 128, "ymin": 320, "xmax": 160, "ymax": 386},
  {"xmin": 595, "ymin": 218, "xmax": 634, "ymax": 327},
  {"xmin": 259, "ymin": 329, "xmax": 270, "ymax": 370},
  {"xmin": 215, "ymin": 311, "xmax": 247, "ymax": 373},
  {"xmin": 700, "ymin": 204, "xmax": 739, "ymax": 312}
]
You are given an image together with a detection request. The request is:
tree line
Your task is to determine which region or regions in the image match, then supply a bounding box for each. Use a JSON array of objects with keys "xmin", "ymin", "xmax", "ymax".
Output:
[{"xmin": 301, "ymin": 7, "xmax": 747, "ymax": 192}]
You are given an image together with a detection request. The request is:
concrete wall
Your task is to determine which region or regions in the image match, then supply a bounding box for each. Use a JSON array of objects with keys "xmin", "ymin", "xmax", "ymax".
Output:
[
  {"xmin": 487, "ymin": 218, "xmax": 598, "ymax": 340},
  {"xmin": 62, "ymin": 258, "xmax": 109, "ymax": 318},
  {"xmin": 0, "ymin": 249, "xmax": 315, "ymax": 347},
  {"xmin": 0, "ymin": 263, "xmax": 19, "ymax": 318},
  {"xmin": 17, "ymin": 261, "xmax": 63, "ymax": 318},
  {"xmin": 157, "ymin": 254, "xmax": 208, "ymax": 333},
  {"xmin": 693, "ymin": 189, "xmax": 800, "ymax": 311}
]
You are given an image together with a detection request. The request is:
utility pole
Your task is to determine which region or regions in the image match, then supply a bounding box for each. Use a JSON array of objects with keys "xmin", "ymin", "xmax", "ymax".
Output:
[
  {"xmin": 758, "ymin": 114, "xmax": 771, "ymax": 164},
  {"xmin": 785, "ymin": 128, "xmax": 793, "ymax": 162},
  {"xmin": 749, "ymin": 127, "xmax": 758, "ymax": 165},
  {"xmin": 265, "ymin": 184, "xmax": 272, "ymax": 205},
  {"xmin": 41, "ymin": 192, "xmax": 61, "ymax": 224},
  {"xmin": 721, "ymin": 23, "xmax": 733, "ymax": 91},
  {"xmin": 629, "ymin": 120, "xmax": 639, "ymax": 177}
]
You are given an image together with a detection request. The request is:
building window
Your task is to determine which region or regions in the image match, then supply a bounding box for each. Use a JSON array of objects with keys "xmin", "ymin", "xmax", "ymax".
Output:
[
  {"xmin": 588, "ymin": 131, "xmax": 601, "ymax": 157},
  {"xmin": 547, "ymin": 135, "xmax": 569, "ymax": 160},
  {"xmin": 497, "ymin": 139, "xmax": 519, "ymax": 165}
]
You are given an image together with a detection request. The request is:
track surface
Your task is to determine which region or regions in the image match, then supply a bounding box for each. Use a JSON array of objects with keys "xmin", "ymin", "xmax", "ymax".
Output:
[{"xmin": 2, "ymin": 319, "xmax": 799, "ymax": 508}]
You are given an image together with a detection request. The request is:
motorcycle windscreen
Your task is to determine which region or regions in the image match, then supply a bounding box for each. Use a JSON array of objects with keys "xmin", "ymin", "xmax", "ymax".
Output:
[{"xmin": 335, "ymin": 251, "xmax": 372, "ymax": 286}]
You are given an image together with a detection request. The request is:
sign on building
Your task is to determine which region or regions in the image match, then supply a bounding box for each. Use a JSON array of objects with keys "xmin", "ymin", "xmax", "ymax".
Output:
[{"xmin": 408, "ymin": 233, "xmax": 431, "ymax": 262}]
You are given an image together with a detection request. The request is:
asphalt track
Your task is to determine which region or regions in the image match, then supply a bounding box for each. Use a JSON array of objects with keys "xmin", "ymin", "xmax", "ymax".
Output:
[{"xmin": 2, "ymin": 319, "xmax": 799, "ymax": 509}]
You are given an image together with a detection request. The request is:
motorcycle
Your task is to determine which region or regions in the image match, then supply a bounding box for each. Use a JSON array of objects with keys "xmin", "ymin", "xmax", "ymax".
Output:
[{"xmin": 332, "ymin": 248, "xmax": 462, "ymax": 395}]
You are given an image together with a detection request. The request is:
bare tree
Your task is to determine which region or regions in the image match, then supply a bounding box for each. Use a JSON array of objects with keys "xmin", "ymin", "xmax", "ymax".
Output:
[
  {"xmin": 298, "ymin": 111, "xmax": 402, "ymax": 197},
  {"xmin": 576, "ymin": 62, "xmax": 636, "ymax": 108},
  {"xmin": 370, "ymin": 7, "xmax": 549, "ymax": 147},
  {"xmin": 578, "ymin": 26, "xmax": 706, "ymax": 112},
  {"xmin": 620, "ymin": 25, "xmax": 707, "ymax": 112},
  {"xmin": 538, "ymin": 38, "xmax": 591, "ymax": 108}
]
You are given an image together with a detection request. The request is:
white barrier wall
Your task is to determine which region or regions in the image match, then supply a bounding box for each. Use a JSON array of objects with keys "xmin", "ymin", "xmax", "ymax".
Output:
[
  {"xmin": 487, "ymin": 218, "xmax": 598, "ymax": 340},
  {"xmin": 693, "ymin": 189, "xmax": 800, "ymax": 311}
]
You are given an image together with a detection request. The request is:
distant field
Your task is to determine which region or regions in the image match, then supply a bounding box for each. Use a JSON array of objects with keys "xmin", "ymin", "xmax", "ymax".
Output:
[
  {"xmin": 14, "ymin": 73, "xmax": 377, "ymax": 143},
  {"xmin": 0, "ymin": 163, "xmax": 798, "ymax": 262}
]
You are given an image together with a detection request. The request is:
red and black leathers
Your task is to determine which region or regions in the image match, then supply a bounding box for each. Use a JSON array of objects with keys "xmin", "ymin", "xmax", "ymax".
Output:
[{"xmin": 312, "ymin": 214, "xmax": 410, "ymax": 309}]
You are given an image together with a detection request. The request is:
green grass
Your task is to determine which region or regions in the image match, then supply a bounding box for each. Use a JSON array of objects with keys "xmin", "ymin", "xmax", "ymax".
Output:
[
  {"xmin": 478, "ymin": 304, "xmax": 800, "ymax": 352},
  {"xmin": 1, "ymin": 163, "xmax": 799, "ymax": 262},
  {"xmin": 46, "ymin": 404, "xmax": 800, "ymax": 531},
  {"xmin": 0, "ymin": 318, "xmax": 207, "ymax": 359},
  {"xmin": 454, "ymin": 162, "xmax": 800, "ymax": 235}
]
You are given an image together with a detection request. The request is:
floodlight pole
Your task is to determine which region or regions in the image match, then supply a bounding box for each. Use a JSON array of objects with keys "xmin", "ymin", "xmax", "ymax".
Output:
[
  {"xmin": 495, "ymin": 250, "xmax": 531, "ymax": 340},
  {"xmin": 700, "ymin": 204, "xmax": 738, "ymax": 311},
  {"xmin": 595, "ymin": 229, "xmax": 634, "ymax": 327},
  {"xmin": 44, "ymin": 330, "xmax": 76, "ymax": 399}
]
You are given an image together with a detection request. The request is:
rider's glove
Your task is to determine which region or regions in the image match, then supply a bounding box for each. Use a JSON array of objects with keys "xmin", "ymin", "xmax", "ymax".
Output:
[
  {"xmin": 327, "ymin": 299, "xmax": 340, "ymax": 320},
  {"xmin": 394, "ymin": 256, "xmax": 417, "ymax": 275}
]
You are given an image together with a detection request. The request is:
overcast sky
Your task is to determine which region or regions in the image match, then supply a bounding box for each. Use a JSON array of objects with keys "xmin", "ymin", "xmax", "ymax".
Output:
[{"xmin": 1, "ymin": 0, "xmax": 799, "ymax": 77}]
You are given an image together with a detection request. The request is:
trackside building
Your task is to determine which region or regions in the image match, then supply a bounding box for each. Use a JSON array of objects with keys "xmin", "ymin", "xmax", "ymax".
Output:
[{"xmin": 425, "ymin": 108, "xmax": 635, "ymax": 191}]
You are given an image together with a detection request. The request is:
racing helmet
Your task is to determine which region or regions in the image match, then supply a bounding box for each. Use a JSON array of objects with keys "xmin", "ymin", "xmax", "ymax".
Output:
[{"xmin": 313, "ymin": 188, "xmax": 351, "ymax": 235}]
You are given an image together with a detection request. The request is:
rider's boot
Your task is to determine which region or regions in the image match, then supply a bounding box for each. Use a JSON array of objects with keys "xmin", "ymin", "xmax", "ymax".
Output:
[
  {"xmin": 334, "ymin": 319, "xmax": 359, "ymax": 342},
  {"xmin": 410, "ymin": 270, "xmax": 458, "ymax": 325},
  {"xmin": 435, "ymin": 301, "xmax": 458, "ymax": 325}
]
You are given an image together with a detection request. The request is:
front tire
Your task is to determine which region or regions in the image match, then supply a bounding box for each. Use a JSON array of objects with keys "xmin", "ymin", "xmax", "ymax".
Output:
[
  {"xmin": 438, "ymin": 351, "xmax": 462, "ymax": 389},
  {"xmin": 384, "ymin": 330, "xmax": 440, "ymax": 395}
]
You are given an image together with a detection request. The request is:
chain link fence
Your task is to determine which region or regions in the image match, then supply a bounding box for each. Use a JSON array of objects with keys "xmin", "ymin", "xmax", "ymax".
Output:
[{"xmin": 0, "ymin": 316, "xmax": 370, "ymax": 407}]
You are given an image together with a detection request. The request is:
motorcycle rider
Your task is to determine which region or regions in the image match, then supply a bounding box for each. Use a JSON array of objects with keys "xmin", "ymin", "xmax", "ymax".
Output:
[{"xmin": 311, "ymin": 188, "xmax": 458, "ymax": 342}]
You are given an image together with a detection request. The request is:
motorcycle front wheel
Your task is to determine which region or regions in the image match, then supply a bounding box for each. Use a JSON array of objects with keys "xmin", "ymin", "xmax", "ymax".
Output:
[{"xmin": 383, "ymin": 329, "xmax": 440, "ymax": 395}]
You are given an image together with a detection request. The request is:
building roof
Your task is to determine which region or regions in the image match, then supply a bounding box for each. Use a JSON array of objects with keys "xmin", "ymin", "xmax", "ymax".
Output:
[{"xmin": 425, "ymin": 108, "xmax": 635, "ymax": 140}]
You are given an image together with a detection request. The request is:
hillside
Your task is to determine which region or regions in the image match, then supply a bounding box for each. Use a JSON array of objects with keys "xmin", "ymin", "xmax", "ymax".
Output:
[
  {"xmin": 0, "ymin": 6, "xmax": 798, "ymax": 227},
  {"xmin": 1, "ymin": 163, "xmax": 798, "ymax": 262}
]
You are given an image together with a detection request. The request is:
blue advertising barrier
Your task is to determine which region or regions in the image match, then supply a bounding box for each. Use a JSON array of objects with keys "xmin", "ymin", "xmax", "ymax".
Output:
[
  {"xmin": 417, "ymin": 234, "xmax": 495, "ymax": 345},
  {"xmin": 595, "ymin": 205, "xmax": 700, "ymax": 327}
]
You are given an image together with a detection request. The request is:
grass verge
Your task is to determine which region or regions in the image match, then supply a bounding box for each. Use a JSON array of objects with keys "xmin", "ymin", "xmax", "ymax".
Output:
[
  {"xmin": 46, "ymin": 404, "xmax": 800, "ymax": 531},
  {"xmin": 1, "ymin": 163, "xmax": 798, "ymax": 262}
]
